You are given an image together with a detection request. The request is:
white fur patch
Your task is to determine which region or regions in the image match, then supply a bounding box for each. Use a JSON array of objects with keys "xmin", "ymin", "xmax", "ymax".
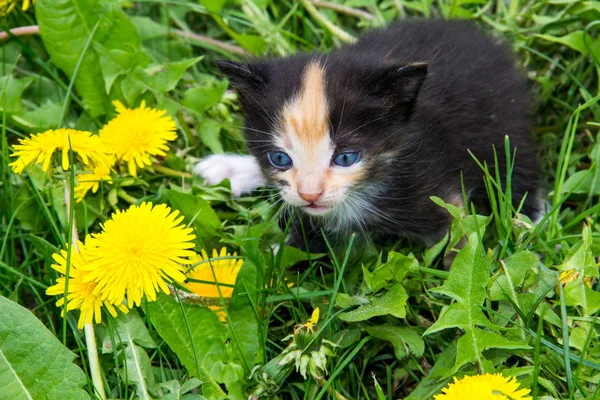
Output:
[{"xmin": 194, "ymin": 154, "xmax": 266, "ymax": 197}]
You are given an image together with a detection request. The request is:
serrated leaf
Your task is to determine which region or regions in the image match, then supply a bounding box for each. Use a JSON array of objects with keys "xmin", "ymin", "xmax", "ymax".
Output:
[
  {"xmin": 102, "ymin": 310, "xmax": 156, "ymax": 353},
  {"xmin": 490, "ymin": 250, "xmax": 539, "ymax": 302},
  {"xmin": 147, "ymin": 293, "xmax": 245, "ymax": 399},
  {"xmin": 558, "ymin": 225, "xmax": 597, "ymax": 278},
  {"xmin": 121, "ymin": 343, "xmax": 156, "ymax": 399},
  {"xmin": 36, "ymin": 0, "xmax": 143, "ymax": 116},
  {"xmin": 339, "ymin": 283, "xmax": 408, "ymax": 322},
  {"xmin": 0, "ymin": 296, "xmax": 89, "ymax": 400},
  {"xmin": 564, "ymin": 279, "xmax": 600, "ymax": 317},
  {"xmin": 366, "ymin": 325, "xmax": 425, "ymax": 360},
  {"xmin": 424, "ymin": 233, "xmax": 529, "ymax": 374},
  {"xmin": 364, "ymin": 251, "xmax": 417, "ymax": 292}
]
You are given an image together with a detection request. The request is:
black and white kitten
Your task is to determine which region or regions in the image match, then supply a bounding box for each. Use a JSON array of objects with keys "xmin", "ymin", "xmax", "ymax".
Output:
[{"xmin": 195, "ymin": 19, "xmax": 540, "ymax": 248}]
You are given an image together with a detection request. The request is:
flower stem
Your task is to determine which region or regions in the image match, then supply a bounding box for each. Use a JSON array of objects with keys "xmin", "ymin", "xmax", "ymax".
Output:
[
  {"xmin": 152, "ymin": 163, "xmax": 193, "ymax": 179},
  {"xmin": 64, "ymin": 184, "xmax": 105, "ymax": 399},
  {"xmin": 117, "ymin": 189, "xmax": 139, "ymax": 205},
  {"xmin": 85, "ymin": 323, "xmax": 106, "ymax": 400}
]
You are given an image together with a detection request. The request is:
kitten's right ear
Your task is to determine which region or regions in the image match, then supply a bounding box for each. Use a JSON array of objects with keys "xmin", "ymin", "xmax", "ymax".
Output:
[{"xmin": 215, "ymin": 60, "xmax": 268, "ymax": 92}]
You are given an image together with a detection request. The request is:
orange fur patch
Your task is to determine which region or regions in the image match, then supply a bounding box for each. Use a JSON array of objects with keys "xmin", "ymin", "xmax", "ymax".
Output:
[{"xmin": 282, "ymin": 61, "xmax": 328, "ymax": 146}]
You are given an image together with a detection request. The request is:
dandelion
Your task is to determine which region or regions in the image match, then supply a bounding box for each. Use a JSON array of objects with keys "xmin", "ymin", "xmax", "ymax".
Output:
[
  {"xmin": 559, "ymin": 269, "xmax": 581, "ymax": 286},
  {"xmin": 83, "ymin": 202, "xmax": 195, "ymax": 307},
  {"xmin": 278, "ymin": 307, "xmax": 338, "ymax": 380},
  {"xmin": 185, "ymin": 248, "xmax": 243, "ymax": 321},
  {"xmin": 46, "ymin": 243, "xmax": 128, "ymax": 329},
  {"xmin": 9, "ymin": 128, "xmax": 108, "ymax": 174},
  {"xmin": 434, "ymin": 373, "xmax": 531, "ymax": 400},
  {"xmin": 74, "ymin": 162, "xmax": 114, "ymax": 202},
  {"xmin": 99, "ymin": 101, "xmax": 177, "ymax": 176},
  {"xmin": 0, "ymin": 0, "xmax": 34, "ymax": 16}
]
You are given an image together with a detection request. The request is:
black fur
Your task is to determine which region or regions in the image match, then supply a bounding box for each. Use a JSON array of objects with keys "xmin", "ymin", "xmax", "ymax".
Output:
[{"xmin": 218, "ymin": 19, "xmax": 539, "ymax": 247}]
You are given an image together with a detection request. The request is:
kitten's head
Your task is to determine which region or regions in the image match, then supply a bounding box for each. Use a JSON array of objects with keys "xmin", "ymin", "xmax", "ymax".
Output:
[{"xmin": 217, "ymin": 56, "xmax": 427, "ymax": 221}]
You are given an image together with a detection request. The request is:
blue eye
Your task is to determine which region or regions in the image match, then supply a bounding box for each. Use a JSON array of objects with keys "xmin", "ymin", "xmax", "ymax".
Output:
[
  {"xmin": 268, "ymin": 151, "xmax": 293, "ymax": 168},
  {"xmin": 333, "ymin": 152, "xmax": 360, "ymax": 167}
]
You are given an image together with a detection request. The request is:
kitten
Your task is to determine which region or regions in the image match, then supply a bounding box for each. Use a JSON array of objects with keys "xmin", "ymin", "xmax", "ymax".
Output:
[{"xmin": 195, "ymin": 19, "xmax": 540, "ymax": 249}]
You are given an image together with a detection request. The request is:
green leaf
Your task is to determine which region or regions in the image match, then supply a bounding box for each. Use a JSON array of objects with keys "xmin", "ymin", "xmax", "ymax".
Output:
[
  {"xmin": 197, "ymin": 119, "xmax": 224, "ymax": 154},
  {"xmin": 563, "ymin": 279, "xmax": 600, "ymax": 317},
  {"xmin": 142, "ymin": 57, "xmax": 203, "ymax": 94},
  {"xmin": 182, "ymin": 79, "xmax": 228, "ymax": 114},
  {"xmin": 557, "ymin": 225, "xmax": 597, "ymax": 278},
  {"xmin": 363, "ymin": 251, "xmax": 417, "ymax": 292},
  {"xmin": 228, "ymin": 260, "xmax": 263, "ymax": 370},
  {"xmin": 147, "ymin": 293, "xmax": 245, "ymax": 399},
  {"xmin": 338, "ymin": 283, "xmax": 408, "ymax": 322},
  {"xmin": 36, "ymin": 0, "xmax": 144, "ymax": 116},
  {"xmin": 424, "ymin": 233, "xmax": 529, "ymax": 375},
  {"xmin": 166, "ymin": 189, "xmax": 222, "ymax": 245},
  {"xmin": 102, "ymin": 309, "xmax": 156, "ymax": 353},
  {"xmin": 0, "ymin": 75, "xmax": 35, "ymax": 114},
  {"xmin": 101, "ymin": 311, "xmax": 157, "ymax": 398},
  {"xmin": 405, "ymin": 341, "xmax": 456, "ymax": 400},
  {"xmin": 536, "ymin": 31, "xmax": 600, "ymax": 59},
  {"xmin": 130, "ymin": 16, "xmax": 169, "ymax": 41},
  {"xmin": 11, "ymin": 101, "xmax": 63, "ymax": 131},
  {"xmin": 121, "ymin": 343, "xmax": 156, "ymax": 399},
  {"xmin": 366, "ymin": 325, "xmax": 425, "ymax": 360},
  {"xmin": 561, "ymin": 168, "xmax": 600, "ymax": 196},
  {"xmin": 0, "ymin": 296, "xmax": 89, "ymax": 400},
  {"xmin": 489, "ymin": 250, "xmax": 539, "ymax": 302}
]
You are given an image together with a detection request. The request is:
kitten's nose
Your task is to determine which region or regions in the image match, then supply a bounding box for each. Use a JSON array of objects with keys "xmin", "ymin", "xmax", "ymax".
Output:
[{"xmin": 298, "ymin": 191, "xmax": 323, "ymax": 203}]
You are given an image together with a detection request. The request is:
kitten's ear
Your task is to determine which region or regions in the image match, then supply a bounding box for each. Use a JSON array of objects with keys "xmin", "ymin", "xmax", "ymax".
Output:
[
  {"xmin": 215, "ymin": 60, "xmax": 268, "ymax": 91},
  {"xmin": 369, "ymin": 63, "xmax": 428, "ymax": 105}
]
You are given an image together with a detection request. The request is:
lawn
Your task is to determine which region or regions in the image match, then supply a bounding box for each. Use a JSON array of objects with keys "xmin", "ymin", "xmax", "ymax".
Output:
[{"xmin": 1, "ymin": 0, "xmax": 599, "ymax": 399}]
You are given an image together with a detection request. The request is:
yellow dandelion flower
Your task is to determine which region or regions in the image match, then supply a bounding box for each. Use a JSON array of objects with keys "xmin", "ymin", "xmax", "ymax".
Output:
[
  {"xmin": 559, "ymin": 269, "xmax": 582, "ymax": 286},
  {"xmin": 186, "ymin": 248, "xmax": 243, "ymax": 298},
  {"xmin": 99, "ymin": 101, "xmax": 177, "ymax": 177},
  {"xmin": 304, "ymin": 308, "xmax": 320, "ymax": 332},
  {"xmin": 434, "ymin": 373, "xmax": 531, "ymax": 400},
  {"xmin": 185, "ymin": 248, "xmax": 243, "ymax": 321},
  {"xmin": 46, "ymin": 243, "xmax": 128, "ymax": 329},
  {"xmin": 0, "ymin": 0, "xmax": 33, "ymax": 16},
  {"xmin": 9, "ymin": 128, "xmax": 108, "ymax": 174},
  {"xmin": 584, "ymin": 276, "xmax": 594, "ymax": 288},
  {"xmin": 83, "ymin": 202, "xmax": 196, "ymax": 307},
  {"xmin": 74, "ymin": 161, "xmax": 114, "ymax": 203}
]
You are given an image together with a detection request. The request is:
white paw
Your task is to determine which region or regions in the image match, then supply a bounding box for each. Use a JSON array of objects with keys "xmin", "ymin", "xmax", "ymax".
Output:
[{"xmin": 194, "ymin": 154, "xmax": 267, "ymax": 197}]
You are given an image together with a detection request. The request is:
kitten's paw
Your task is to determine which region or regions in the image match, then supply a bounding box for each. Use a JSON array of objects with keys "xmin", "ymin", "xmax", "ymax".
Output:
[{"xmin": 194, "ymin": 154, "xmax": 267, "ymax": 197}]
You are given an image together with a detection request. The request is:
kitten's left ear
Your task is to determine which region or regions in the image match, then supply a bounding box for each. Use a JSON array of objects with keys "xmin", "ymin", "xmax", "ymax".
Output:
[{"xmin": 369, "ymin": 63, "xmax": 428, "ymax": 105}]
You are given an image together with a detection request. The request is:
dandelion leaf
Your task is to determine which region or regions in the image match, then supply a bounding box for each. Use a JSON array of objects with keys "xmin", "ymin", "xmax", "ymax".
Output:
[
  {"xmin": 489, "ymin": 250, "xmax": 539, "ymax": 302},
  {"xmin": 102, "ymin": 309, "xmax": 156, "ymax": 353},
  {"xmin": 0, "ymin": 75, "xmax": 35, "ymax": 114},
  {"xmin": 564, "ymin": 280, "xmax": 600, "ymax": 317},
  {"xmin": 424, "ymin": 233, "xmax": 529, "ymax": 375},
  {"xmin": 0, "ymin": 296, "xmax": 89, "ymax": 400},
  {"xmin": 338, "ymin": 283, "xmax": 408, "ymax": 322},
  {"xmin": 148, "ymin": 293, "xmax": 245, "ymax": 399},
  {"xmin": 366, "ymin": 325, "xmax": 425, "ymax": 360},
  {"xmin": 558, "ymin": 225, "xmax": 597, "ymax": 278},
  {"xmin": 36, "ymin": 0, "xmax": 144, "ymax": 116}
]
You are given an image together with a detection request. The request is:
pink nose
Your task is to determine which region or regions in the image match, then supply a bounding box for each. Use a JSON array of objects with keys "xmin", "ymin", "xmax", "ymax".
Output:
[{"xmin": 299, "ymin": 191, "xmax": 323, "ymax": 203}]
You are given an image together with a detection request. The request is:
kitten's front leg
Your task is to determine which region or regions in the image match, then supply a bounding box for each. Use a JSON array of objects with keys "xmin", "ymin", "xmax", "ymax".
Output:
[{"xmin": 194, "ymin": 154, "xmax": 267, "ymax": 197}]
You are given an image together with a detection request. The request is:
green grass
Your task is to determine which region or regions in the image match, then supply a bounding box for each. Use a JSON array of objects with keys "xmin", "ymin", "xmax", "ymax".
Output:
[{"xmin": 1, "ymin": 1, "xmax": 600, "ymax": 399}]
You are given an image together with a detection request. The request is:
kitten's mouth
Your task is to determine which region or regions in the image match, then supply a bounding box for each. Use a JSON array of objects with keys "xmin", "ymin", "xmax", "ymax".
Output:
[{"xmin": 303, "ymin": 203, "xmax": 332, "ymax": 215}]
